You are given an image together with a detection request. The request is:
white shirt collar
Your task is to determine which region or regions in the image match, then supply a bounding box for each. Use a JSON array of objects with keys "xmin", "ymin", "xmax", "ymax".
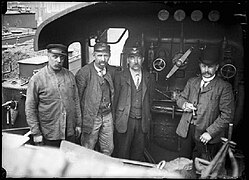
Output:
[
  {"xmin": 129, "ymin": 68, "xmax": 142, "ymax": 77},
  {"xmin": 202, "ymin": 74, "xmax": 215, "ymax": 82},
  {"xmin": 201, "ymin": 74, "xmax": 215, "ymax": 88},
  {"xmin": 129, "ymin": 68, "xmax": 142, "ymax": 85}
]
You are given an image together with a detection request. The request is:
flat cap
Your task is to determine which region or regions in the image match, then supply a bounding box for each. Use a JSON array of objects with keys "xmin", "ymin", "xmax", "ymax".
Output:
[
  {"xmin": 47, "ymin": 44, "xmax": 67, "ymax": 56},
  {"xmin": 199, "ymin": 45, "xmax": 221, "ymax": 65},
  {"xmin": 126, "ymin": 47, "xmax": 143, "ymax": 57},
  {"xmin": 94, "ymin": 42, "xmax": 110, "ymax": 53}
]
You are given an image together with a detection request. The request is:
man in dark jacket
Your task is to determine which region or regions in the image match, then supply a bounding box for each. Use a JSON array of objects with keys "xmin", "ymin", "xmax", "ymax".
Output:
[
  {"xmin": 176, "ymin": 45, "xmax": 235, "ymax": 161},
  {"xmin": 113, "ymin": 46, "xmax": 153, "ymax": 161},
  {"xmin": 75, "ymin": 42, "xmax": 115, "ymax": 156}
]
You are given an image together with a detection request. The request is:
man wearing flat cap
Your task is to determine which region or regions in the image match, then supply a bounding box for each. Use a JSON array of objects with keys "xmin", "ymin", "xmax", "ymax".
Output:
[
  {"xmin": 176, "ymin": 45, "xmax": 235, "ymax": 164},
  {"xmin": 113, "ymin": 46, "xmax": 153, "ymax": 161},
  {"xmin": 75, "ymin": 42, "xmax": 116, "ymax": 156},
  {"xmin": 25, "ymin": 44, "xmax": 82, "ymax": 147}
]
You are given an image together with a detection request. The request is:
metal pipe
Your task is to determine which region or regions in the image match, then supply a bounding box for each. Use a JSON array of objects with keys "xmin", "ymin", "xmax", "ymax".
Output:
[
  {"xmin": 228, "ymin": 147, "xmax": 239, "ymax": 178},
  {"xmin": 228, "ymin": 123, "xmax": 233, "ymax": 141},
  {"xmin": 118, "ymin": 158, "xmax": 156, "ymax": 168},
  {"xmin": 209, "ymin": 144, "xmax": 229, "ymax": 179},
  {"xmin": 201, "ymin": 141, "xmax": 229, "ymax": 178}
]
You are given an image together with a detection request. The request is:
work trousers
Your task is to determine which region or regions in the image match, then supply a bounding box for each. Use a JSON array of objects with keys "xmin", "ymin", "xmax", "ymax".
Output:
[
  {"xmin": 81, "ymin": 112, "xmax": 114, "ymax": 156},
  {"xmin": 114, "ymin": 117, "xmax": 145, "ymax": 162}
]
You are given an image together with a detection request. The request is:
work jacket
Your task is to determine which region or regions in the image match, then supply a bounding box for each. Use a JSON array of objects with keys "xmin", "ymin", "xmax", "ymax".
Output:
[
  {"xmin": 114, "ymin": 68, "xmax": 153, "ymax": 134},
  {"xmin": 75, "ymin": 62, "xmax": 115, "ymax": 133},
  {"xmin": 25, "ymin": 66, "xmax": 82, "ymax": 140},
  {"xmin": 176, "ymin": 76, "xmax": 235, "ymax": 143}
]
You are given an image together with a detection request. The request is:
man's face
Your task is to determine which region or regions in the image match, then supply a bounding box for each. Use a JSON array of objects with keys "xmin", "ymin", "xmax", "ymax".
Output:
[
  {"xmin": 199, "ymin": 63, "xmax": 219, "ymax": 78},
  {"xmin": 48, "ymin": 52, "xmax": 66, "ymax": 71},
  {"xmin": 93, "ymin": 51, "xmax": 110, "ymax": 69},
  {"xmin": 128, "ymin": 54, "xmax": 144, "ymax": 71}
]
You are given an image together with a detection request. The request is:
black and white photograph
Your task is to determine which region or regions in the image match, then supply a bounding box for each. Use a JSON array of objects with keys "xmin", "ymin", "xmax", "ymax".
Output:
[{"xmin": 2, "ymin": 1, "xmax": 247, "ymax": 178}]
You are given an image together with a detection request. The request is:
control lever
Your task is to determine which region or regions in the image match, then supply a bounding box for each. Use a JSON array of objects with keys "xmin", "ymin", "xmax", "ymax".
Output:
[
  {"xmin": 166, "ymin": 47, "xmax": 194, "ymax": 80},
  {"xmin": 155, "ymin": 88, "xmax": 171, "ymax": 99},
  {"xmin": 6, "ymin": 105, "xmax": 10, "ymax": 125},
  {"xmin": 2, "ymin": 100, "xmax": 13, "ymax": 107}
]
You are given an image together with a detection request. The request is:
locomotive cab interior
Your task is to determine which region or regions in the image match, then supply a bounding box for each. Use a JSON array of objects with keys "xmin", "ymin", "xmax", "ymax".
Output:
[{"xmin": 2, "ymin": 1, "xmax": 247, "ymax": 178}]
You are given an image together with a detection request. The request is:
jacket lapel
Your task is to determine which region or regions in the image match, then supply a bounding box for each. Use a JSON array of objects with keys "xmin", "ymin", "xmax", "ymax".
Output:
[
  {"xmin": 124, "ymin": 69, "xmax": 131, "ymax": 87},
  {"xmin": 193, "ymin": 77, "xmax": 202, "ymax": 92},
  {"xmin": 142, "ymin": 70, "xmax": 149, "ymax": 101}
]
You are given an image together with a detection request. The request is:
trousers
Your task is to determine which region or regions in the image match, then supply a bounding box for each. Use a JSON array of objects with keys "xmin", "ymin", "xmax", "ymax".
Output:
[
  {"xmin": 114, "ymin": 116, "xmax": 145, "ymax": 162},
  {"xmin": 81, "ymin": 112, "xmax": 114, "ymax": 156}
]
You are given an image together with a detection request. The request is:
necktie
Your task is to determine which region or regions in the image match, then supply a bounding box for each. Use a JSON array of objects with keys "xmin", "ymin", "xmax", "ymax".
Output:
[
  {"xmin": 135, "ymin": 74, "xmax": 140, "ymax": 89},
  {"xmin": 201, "ymin": 80, "xmax": 209, "ymax": 92},
  {"xmin": 99, "ymin": 69, "xmax": 104, "ymax": 77}
]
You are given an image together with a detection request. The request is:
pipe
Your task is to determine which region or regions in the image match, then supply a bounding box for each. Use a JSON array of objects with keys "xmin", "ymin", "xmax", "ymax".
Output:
[
  {"xmin": 228, "ymin": 147, "xmax": 239, "ymax": 178},
  {"xmin": 228, "ymin": 123, "xmax": 233, "ymax": 141},
  {"xmin": 118, "ymin": 158, "xmax": 156, "ymax": 168},
  {"xmin": 209, "ymin": 144, "xmax": 229, "ymax": 179},
  {"xmin": 201, "ymin": 141, "xmax": 229, "ymax": 178}
]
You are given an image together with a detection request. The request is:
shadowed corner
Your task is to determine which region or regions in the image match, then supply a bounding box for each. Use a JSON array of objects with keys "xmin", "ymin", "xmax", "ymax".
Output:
[
  {"xmin": 2, "ymin": 167, "xmax": 7, "ymax": 178},
  {"xmin": 1, "ymin": 1, "xmax": 7, "ymax": 14}
]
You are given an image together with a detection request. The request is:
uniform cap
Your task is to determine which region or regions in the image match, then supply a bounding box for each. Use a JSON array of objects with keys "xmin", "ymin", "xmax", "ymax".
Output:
[
  {"xmin": 47, "ymin": 44, "xmax": 67, "ymax": 56},
  {"xmin": 94, "ymin": 42, "xmax": 110, "ymax": 53},
  {"xmin": 126, "ymin": 47, "xmax": 143, "ymax": 57},
  {"xmin": 199, "ymin": 45, "xmax": 221, "ymax": 65}
]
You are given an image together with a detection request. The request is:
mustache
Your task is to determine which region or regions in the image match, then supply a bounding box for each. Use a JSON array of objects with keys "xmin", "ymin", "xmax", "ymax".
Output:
[
  {"xmin": 99, "ymin": 61, "xmax": 107, "ymax": 64},
  {"xmin": 202, "ymin": 72, "xmax": 212, "ymax": 76}
]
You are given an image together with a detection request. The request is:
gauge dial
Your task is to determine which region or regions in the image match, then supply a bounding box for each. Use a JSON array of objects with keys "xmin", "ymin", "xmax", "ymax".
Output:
[
  {"xmin": 208, "ymin": 10, "xmax": 220, "ymax": 22},
  {"xmin": 158, "ymin": 9, "xmax": 169, "ymax": 21},
  {"xmin": 174, "ymin": 9, "xmax": 186, "ymax": 21},
  {"xmin": 191, "ymin": 10, "xmax": 203, "ymax": 22}
]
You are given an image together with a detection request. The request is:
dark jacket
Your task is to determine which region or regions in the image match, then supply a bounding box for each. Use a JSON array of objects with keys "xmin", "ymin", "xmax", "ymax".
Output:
[
  {"xmin": 75, "ymin": 62, "xmax": 115, "ymax": 133},
  {"xmin": 176, "ymin": 76, "xmax": 235, "ymax": 143},
  {"xmin": 114, "ymin": 68, "xmax": 152, "ymax": 133}
]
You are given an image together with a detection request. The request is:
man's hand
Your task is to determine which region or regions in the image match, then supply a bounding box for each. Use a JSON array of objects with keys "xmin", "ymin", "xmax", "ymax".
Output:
[
  {"xmin": 33, "ymin": 135, "xmax": 43, "ymax": 145},
  {"xmin": 200, "ymin": 132, "xmax": 212, "ymax": 144},
  {"xmin": 75, "ymin": 126, "xmax": 81, "ymax": 138},
  {"xmin": 182, "ymin": 102, "xmax": 197, "ymax": 112}
]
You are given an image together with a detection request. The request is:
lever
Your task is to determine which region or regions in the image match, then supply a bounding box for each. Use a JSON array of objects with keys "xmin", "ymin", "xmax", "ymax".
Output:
[{"xmin": 166, "ymin": 47, "xmax": 194, "ymax": 80}]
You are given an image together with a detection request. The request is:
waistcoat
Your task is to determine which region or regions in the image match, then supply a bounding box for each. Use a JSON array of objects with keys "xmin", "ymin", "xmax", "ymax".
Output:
[
  {"xmin": 129, "ymin": 75, "xmax": 142, "ymax": 118},
  {"xmin": 98, "ymin": 76, "xmax": 111, "ymax": 115}
]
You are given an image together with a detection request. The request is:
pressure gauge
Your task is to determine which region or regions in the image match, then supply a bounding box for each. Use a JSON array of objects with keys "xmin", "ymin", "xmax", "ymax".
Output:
[
  {"xmin": 208, "ymin": 10, "xmax": 220, "ymax": 22},
  {"xmin": 158, "ymin": 9, "xmax": 169, "ymax": 21},
  {"xmin": 191, "ymin": 10, "xmax": 203, "ymax": 22},
  {"xmin": 174, "ymin": 9, "xmax": 186, "ymax": 21}
]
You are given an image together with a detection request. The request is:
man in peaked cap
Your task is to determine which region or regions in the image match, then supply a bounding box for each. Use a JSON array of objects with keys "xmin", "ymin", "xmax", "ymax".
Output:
[
  {"xmin": 75, "ymin": 42, "xmax": 117, "ymax": 156},
  {"xmin": 175, "ymin": 44, "xmax": 234, "ymax": 171},
  {"xmin": 47, "ymin": 44, "xmax": 67, "ymax": 55},
  {"xmin": 25, "ymin": 43, "xmax": 82, "ymax": 148},
  {"xmin": 112, "ymin": 45, "xmax": 154, "ymax": 161}
]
